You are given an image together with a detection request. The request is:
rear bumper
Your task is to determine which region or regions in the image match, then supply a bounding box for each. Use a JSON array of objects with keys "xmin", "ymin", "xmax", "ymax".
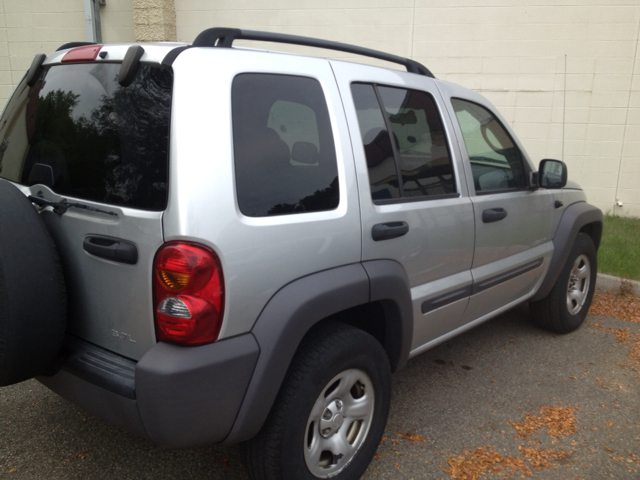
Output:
[{"xmin": 38, "ymin": 333, "xmax": 260, "ymax": 448}]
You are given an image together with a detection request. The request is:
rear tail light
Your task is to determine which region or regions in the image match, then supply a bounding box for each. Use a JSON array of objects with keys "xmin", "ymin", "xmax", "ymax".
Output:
[{"xmin": 153, "ymin": 242, "xmax": 224, "ymax": 346}]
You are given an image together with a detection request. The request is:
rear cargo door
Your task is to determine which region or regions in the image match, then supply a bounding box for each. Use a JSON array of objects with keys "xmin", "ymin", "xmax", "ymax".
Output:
[{"xmin": 0, "ymin": 62, "xmax": 173, "ymax": 360}]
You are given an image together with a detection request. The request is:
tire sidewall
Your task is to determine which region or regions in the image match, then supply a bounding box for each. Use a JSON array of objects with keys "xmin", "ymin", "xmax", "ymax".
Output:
[
  {"xmin": 556, "ymin": 232, "xmax": 597, "ymax": 330},
  {"xmin": 0, "ymin": 180, "xmax": 66, "ymax": 385},
  {"xmin": 280, "ymin": 329, "xmax": 391, "ymax": 480}
]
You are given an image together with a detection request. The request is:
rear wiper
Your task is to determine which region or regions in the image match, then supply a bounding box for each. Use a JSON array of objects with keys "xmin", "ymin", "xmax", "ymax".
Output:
[{"xmin": 28, "ymin": 195, "xmax": 118, "ymax": 216}]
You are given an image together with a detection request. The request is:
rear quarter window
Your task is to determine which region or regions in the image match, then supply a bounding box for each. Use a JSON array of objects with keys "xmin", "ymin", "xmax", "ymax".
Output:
[{"xmin": 232, "ymin": 73, "xmax": 339, "ymax": 217}]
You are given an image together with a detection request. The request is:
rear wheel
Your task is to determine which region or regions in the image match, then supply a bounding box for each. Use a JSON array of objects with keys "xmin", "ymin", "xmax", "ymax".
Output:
[
  {"xmin": 530, "ymin": 232, "xmax": 596, "ymax": 333},
  {"xmin": 0, "ymin": 180, "xmax": 66, "ymax": 386},
  {"xmin": 242, "ymin": 322, "xmax": 391, "ymax": 480}
]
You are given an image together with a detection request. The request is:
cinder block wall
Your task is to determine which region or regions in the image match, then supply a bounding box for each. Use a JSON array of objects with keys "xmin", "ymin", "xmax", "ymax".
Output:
[
  {"xmin": 175, "ymin": 0, "xmax": 640, "ymax": 217},
  {"xmin": 101, "ymin": 0, "xmax": 136, "ymax": 43},
  {"xmin": 0, "ymin": 0, "xmax": 638, "ymax": 216},
  {"xmin": 0, "ymin": 0, "xmax": 134, "ymax": 105},
  {"xmin": 133, "ymin": 0, "xmax": 176, "ymax": 42},
  {"xmin": 0, "ymin": 1, "xmax": 86, "ymax": 102}
]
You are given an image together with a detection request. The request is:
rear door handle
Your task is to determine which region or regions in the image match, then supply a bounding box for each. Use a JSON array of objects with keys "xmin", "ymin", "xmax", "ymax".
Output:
[
  {"xmin": 83, "ymin": 235, "xmax": 138, "ymax": 265},
  {"xmin": 482, "ymin": 208, "xmax": 507, "ymax": 223},
  {"xmin": 372, "ymin": 221, "xmax": 409, "ymax": 241}
]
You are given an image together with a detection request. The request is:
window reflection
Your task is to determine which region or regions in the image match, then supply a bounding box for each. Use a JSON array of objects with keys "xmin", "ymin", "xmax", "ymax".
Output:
[
  {"xmin": 351, "ymin": 83, "xmax": 456, "ymax": 203},
  {"xmin": 0, "ymin": 63, "xmax": 172, "ymax": 211},
  {"xmin": 232, "ymin": 74, "xmax": 339, "ymax": 217}
]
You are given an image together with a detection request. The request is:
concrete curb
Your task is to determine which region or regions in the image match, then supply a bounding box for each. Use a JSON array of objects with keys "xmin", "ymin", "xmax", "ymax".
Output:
[{"xmin": 596, "ymin": 273, "xmax": 640, "ymax": 296}]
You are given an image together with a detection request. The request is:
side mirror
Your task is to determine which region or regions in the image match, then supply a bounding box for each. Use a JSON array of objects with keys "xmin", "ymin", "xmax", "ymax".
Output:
[{"xmin": 538, "ymin": 159, "xmax": 567, "ymax": 189}]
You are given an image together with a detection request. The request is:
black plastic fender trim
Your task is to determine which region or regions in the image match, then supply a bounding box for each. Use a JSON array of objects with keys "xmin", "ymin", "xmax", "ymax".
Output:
[
  {"xmin": 223, "ymin": 261, "xmax": 413, "ymax": 444},
  {"xmin": 530, "ymin": 201, "xmax": 603, "ymax": 302},
  {"xmin": 362, "ymin": 260, "xmax": 413, "ymax": 372},
  {"xmin": 135, "ymin": 333, "xmax": 259, "ymax": 447}
]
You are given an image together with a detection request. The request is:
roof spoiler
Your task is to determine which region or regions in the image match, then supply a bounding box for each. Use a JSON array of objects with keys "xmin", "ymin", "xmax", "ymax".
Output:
[
  {"xmin": 26, "ymin": 54, "xmax": 46, "ymax": 87},
  {"xmin": 118, "ymin": 45, "xmax": 145, "ymax": 87},
  {"xmin": 27, "ymin": 44, "xmax": 145, "ymax": 88}
]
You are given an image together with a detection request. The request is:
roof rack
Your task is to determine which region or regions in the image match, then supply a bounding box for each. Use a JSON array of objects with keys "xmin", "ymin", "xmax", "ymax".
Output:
[{"xmin": 192, "ymin": 27, "xmax": 435, "ymax": 78}]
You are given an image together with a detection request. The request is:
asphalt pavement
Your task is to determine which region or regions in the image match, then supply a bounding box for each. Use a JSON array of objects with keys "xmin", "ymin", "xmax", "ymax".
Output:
[{"xmin": 2, "ymin": 306, "xmax": 639, "ymax": 479}]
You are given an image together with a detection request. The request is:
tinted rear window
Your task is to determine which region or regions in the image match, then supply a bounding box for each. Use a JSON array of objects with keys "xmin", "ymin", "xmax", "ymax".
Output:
[
  {"xmin": 0, "ymin": 63, "xmax": 172, "ymax": 211},
  {"xmin": 232, "ymin": 73, "xmax": 339, "ymax": 217}
]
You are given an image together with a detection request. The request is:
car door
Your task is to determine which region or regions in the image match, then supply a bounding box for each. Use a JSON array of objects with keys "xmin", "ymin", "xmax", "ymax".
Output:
[
  {"xmin": 437, "ymin": 83, "xmax": 556, "ymax": 326},
  {"xmin": 331, "ymin": 61, "xmax": 475, "ymax": 356},
  {"xmin": 0, "ymin": 61, "xmax": 172, "ymax": 360}
]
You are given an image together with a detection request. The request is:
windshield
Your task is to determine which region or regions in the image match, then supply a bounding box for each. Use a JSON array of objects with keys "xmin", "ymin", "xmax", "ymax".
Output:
[{"xmin": 0, "ymin": 63, "xmax": 172, "ymax": 211}]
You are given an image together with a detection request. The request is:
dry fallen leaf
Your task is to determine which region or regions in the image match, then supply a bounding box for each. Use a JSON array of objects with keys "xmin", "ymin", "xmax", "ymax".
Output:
[
  {"xmin": 396, "ymin": 433, "xmax": 427, "ymax": 444},
  {"xmin": 589, "ymin": 290, "xmax": 640, "ymax": 323},
  {"xmin": 444, "ymin": 446, "xmax": 532, "ymax": 480},
  {"xmin": 518, "ymin": 446, "xmax": 572, "ymax": 471},
  {"xmin": 510, "ymin": 405, "xmax": 579, "ymax": 439},
  {"xmin": 588, "ymin": 323, "xmax": 640, "ymax": 364}
]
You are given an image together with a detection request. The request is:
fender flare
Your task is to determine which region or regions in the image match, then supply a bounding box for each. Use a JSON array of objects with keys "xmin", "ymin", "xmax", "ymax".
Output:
[
  {"xmin": 530, "ymin": 201, "xmax": 602, "ymax": 302},
  {"xmin": 224, "ymin": 260, "xmax": 412, "ymax": 444}
]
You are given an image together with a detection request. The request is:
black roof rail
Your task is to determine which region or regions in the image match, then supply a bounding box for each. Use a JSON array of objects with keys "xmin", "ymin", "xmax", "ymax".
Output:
[
  {"xmin": 192, "ymin": 27, "xmax": 435, "ymax": 78},
  {"xmin": 56, "ymin": 42, "xmax": 97, "ymax": 52}
]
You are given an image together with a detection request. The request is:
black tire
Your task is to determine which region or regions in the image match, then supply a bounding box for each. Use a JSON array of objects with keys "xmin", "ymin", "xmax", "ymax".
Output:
[
  {"xmin": 530, "ymin": 232, "xmax": 597, "ymax": 333},
  {"xmin": 0, "ymin": 180, "xmax": 66, "ymax": 386},
  {"xmin": 242, "ymin": 322, "xmax": 392, "ymax": 480}
]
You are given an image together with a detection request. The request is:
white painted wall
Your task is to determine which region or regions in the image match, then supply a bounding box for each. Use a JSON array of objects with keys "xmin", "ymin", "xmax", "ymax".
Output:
[
  {"xmin": 1, "ymin": 0, "xmax": 638, "ymax": 216},
  {"xmin": 0, "ymin": 0, "xmax": 134, "ymax": 105},
  {"xmin": 174, "ymin": 0, "xmax": 640, "ymax": 217}
]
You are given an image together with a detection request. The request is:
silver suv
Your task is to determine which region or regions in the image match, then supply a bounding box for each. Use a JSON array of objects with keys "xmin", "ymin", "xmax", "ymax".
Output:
[{"xmin": 0, "ymin": 28, "xmax": 602, "ymax": 480}]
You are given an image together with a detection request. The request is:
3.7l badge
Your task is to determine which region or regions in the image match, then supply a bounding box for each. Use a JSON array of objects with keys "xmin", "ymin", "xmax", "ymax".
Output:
[{"xmin": 111, "ymin": 330, "xmax": 137, "ymax": 343}]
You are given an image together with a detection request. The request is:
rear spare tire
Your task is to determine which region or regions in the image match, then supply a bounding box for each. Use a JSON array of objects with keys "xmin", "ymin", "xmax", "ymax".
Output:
[{"xmin": 0, "ymin": 179, "xmax": 66, "ymax": 386}]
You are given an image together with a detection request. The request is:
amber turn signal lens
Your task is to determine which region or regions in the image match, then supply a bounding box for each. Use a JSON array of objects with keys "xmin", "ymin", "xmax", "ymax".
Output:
[{"xmin": 157, "ymin": 269, "xmax": 190, "ymax": 291}]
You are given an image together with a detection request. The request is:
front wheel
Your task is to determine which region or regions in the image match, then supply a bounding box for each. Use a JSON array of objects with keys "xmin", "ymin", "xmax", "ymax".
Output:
[
  {"xmin": 242, "ymin": 322, "xmax": 391, "ymax": 480},
  {"xmin": 530, "ymin": 232, "xmax": 597, "ymax": 333}
]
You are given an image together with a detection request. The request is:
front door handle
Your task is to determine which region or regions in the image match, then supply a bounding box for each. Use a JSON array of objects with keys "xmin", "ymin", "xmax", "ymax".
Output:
[
  {"xmin": 482, "ymin": 208, "xmax": 507, "ymax": 223},
  {"xmin": 83, "ymin": 235, "xmax": 138, "ymax": 264},
  {"xmin": 372, "ymin": 221, "xmax": 409, "ymax": 241}
]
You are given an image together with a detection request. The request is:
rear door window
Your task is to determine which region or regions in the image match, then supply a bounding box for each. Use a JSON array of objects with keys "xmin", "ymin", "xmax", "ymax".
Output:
[
  {"xmin": 232, "ymin": 73, "xmax": 339, "ymax": 217},
  {"xmin": 351, "ymin": 83, "xmax": 456, "ymax": 203},
  {"xmin": 0, "ymin": 63, "xmax": 172, "ymax": 211}
]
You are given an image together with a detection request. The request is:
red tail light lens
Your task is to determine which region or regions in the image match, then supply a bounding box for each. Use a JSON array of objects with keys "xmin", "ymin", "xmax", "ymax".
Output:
[{"xmin": 153, "ymin": 242, "xmax": 224, "ymax": 346}]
